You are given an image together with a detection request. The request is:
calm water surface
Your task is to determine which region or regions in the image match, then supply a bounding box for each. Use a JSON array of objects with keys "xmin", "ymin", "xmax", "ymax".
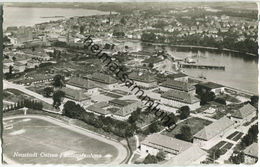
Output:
[{"xmin": 3, "ymin": 6, "xmax": 258, "ymax": 93}]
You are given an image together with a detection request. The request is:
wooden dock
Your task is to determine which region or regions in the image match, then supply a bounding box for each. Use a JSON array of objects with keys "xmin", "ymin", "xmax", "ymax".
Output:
[{"xmin": 181, "ymin": 64, "xmax": 225, "ymax": 70}]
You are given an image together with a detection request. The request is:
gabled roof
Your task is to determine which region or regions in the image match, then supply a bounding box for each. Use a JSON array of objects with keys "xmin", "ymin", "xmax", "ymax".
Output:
[
  {"xmin": 244, "ymin": 143, "xmax": 258, "ymax": 158},
  {"xmin": 198, "ymin": 82, "xmax": 225, "ymax": 89},
  {"xmin": 141, "ymin": 134, "xmax": 192, "ymax": 154},
  {"xmin": 167, "ymin": 73, "xmax": 188, "ymax": 79},
  {"xmin": 161, "ymin": 89, "xmax": 199, "ymax": 104},
  {"xmin": 86, "ymin": 102, "xmax": 110, "ymax": 115},
  {"xmin": 86, "ymin": 72, "xmax": 117, "ymax": 84},
  {"xmin": 67, "ymin": 77, "xmax": 99, "ymax": 89},
  {"xmin": 194, "ymin": 116, "xmax": 234, "ymax": 141},
  {"xmin": 160, "ymin": 79, "xmax": 195, "ymax": 92},
  {"xmin": 109, "ymin": 98, "xmax": 137, "ymax": 107},
  {"xmin": 164, "ymin": 145, "xmax": 207, "ymax": 165},
  {"xmin": 61, "ymin": 87, "xmax": 90, "ymax": 102},
  {"xmin": 231, "ymin": 104, "xmax": 256, "ymax": 119}
]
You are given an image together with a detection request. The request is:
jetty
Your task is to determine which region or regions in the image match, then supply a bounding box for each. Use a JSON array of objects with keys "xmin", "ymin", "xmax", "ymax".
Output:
[{"xmin": 180, "ymin": 64, "xmax": 225, "ymax": 70}]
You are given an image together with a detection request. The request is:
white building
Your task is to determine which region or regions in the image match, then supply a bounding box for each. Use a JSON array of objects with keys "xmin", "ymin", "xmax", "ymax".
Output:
[
  {"xmin": 193, "ymin": 116, "xmax": 235, "ymax": 148},
  {"xmin": 140, "ymin": 134, "xmax": 193, "ymax": 159}
]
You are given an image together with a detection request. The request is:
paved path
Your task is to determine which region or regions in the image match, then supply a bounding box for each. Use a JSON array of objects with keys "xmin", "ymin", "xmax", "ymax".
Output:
[
  {"xmin": 3, "ymin": 115, "xmax": 129, "ymax": 165},
  {"xmin": 4, "ymin": 80, "xmax": 53, "ymax": 105},
  {"xmin": 191, "ymin": 113, "xmax": 216, "ymax": 122}
]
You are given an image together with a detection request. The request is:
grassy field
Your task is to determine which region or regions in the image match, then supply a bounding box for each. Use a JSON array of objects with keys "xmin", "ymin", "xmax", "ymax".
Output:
[
  {"xmin": 3, "ymin": 117, "xmax": 121, "ymax": 164},
  {"xmin": 162, "ymin": 117, "xmax": 212, "ymax": 137}
]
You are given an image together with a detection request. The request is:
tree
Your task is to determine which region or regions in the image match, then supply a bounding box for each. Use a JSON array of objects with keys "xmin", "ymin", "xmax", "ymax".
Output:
[
  {"xmin": 162, "ymin": 113, "xmax": 177, "ymax": 127},
  {"xmin": 178, "ymin": 125, "xmax": 193, "ymax": 142},
  {"xmin": 156, "ymin": 150, "xmax": 166, "ymax": 161},
  {"xmin": 52, "ymin": 90, "xmax": 65, "ymax": 108},
  {"xmin": 43, "ymin": 87, "xmax": 54, "ymax": 97},
  {"xmin": 143, "ymin": 154, "xmax": 158, "ymax": 164},
  {"xmin": 63, "ymin": 100, "xmax": 85, "ymax": 119},
  {"xmin": 148, "ymin": 122, "xmax": 160, "ymax": 134},
  {"xmin": 128, "ymin": 108, "xmax": 141, "ymax": 124},
  {"xmin": 250, "ymin": 95, "xmax": 258, "ymax": 108},
  {"xmin": 53, "ymin": 75, "xmax": 65, "ymax": 88},
  {"xmin": 229, "ymin": 151, "xmax": 244, "ymax": 164},
  {"xmin": 148, "ymin": 63, "xmax": 154, "ymax": 69},
  {"xmin": 120, "ymin": 17, "xmax": 127, "ymax": 25},
  {"xmin": 179, "ymin": 106, "xmax": 190, "ymax": 120},
  {"xmin": 200, "ymin": 91, "xmax": 216, "ymax": 105},
  {"xmin": 80, "ymin": 25, "xmax": 85, "ymax": 34},
  {"xmin": 9, "ymin": 65, "xmax": 13, "ymax": 74},
  {"xmin": 12, "ymin": 56, "xmax": 16, "ymax": 61}
]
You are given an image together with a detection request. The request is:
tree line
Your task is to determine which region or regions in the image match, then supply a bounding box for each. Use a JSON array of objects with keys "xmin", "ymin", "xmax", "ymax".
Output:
[{"xmin": 3, "ymin": 99, "xmax": 43, "ymax": 112}]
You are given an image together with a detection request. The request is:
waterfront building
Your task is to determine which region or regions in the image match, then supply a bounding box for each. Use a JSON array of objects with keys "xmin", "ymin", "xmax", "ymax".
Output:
[
  {"xmin": 167, "ymin": 73, "xmax": 189, "ymax": 82},
  {"xmin": 160, "ymin": 78, "xmax": 196, "ymax": 94},
  {"xmin": 196, "ymin": 81, "xmax": 225, "ymax": 95}
]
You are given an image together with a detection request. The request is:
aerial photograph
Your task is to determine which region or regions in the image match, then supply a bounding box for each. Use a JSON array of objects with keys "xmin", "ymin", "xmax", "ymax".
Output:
[{"xmin": 1, "ymin": 1, "xmax": 259, "ymax": 165}]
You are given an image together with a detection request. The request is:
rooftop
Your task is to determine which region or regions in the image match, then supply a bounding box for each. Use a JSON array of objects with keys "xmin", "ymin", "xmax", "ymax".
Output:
[
  {"xmin": 67, "ymin": 77, "xmax": 99, "ymax": 89},
  {"xmin": 167, "ymin": 73, "xmax": 188, "ymax": 79},
  {"xmin": 244, "ymin": 142, "xmax": 258, "ymax": 158},
  {"xmin": 198, "ymin": 81, "xmax": 225, "ymax": 89},
  {"xmin": 86, "ymin": 102, "xmax": 110, "ymax": 115},
  {"xmin": 194, "ymin": 116, "xmax": 234, "ymax": 141},
  {"xmin": 161, "ymin": 90, "xmax": 200, "ymax": 104},
  {"xmin": 109, "ymin": 98, "xmax": 138, "ymax": 107},
  {"xmin": 61, "ymin": 87, "xmax": 90, "ymax": 102},
  {"xmin": 231, "ymin": 103, "xmax": 256, "ymax": 119},
  {"xmin": 141, "ymin": 134, "xmax": 192, "ymax": 154},
  {"xmin": 160, "ymin": 79, "xmax": 195, "ymax": 92},
  {"xmin": 85, "ymin": 72, "xmax": 117, "ymax": 84},
  {"xmin": 164, "ymin": 145, "xmax": 207, "ymax": 165},
  {"xmin": 128, "ymin": 71, "xmax": 156, "ymax": 83}
]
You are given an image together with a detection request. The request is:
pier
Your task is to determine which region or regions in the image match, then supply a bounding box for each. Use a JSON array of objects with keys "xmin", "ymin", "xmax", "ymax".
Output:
[{"xmin": 180, "ymin": 64, "xmax": 225, "ymax": 70}]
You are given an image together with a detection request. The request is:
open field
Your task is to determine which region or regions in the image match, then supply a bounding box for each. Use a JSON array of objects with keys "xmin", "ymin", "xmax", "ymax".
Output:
[{"xmin": 3, "ymin": 115, "xmax": 128, "ymax": 164}]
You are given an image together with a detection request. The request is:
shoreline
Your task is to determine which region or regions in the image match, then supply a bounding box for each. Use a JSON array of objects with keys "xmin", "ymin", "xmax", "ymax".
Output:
[{"xmin": 112, "ymin": 37, "xmax": 258, "ymax": 57}]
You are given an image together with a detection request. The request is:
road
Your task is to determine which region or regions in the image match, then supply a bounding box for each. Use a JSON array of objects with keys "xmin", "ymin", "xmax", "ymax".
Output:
[
  {"xmin": 4, "ymin": 80, "xmax": 53, "ymax": 105},
  {"xmin": 190, "ymin": 113, "xmax": 217, "ymax": 122}
]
